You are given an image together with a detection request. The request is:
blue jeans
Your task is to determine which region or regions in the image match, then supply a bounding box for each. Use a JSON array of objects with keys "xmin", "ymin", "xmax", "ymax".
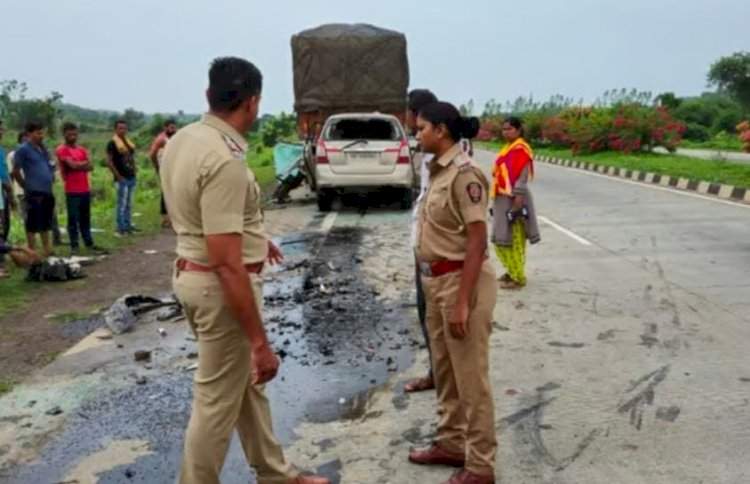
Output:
[
  {"xmin": 66, "ymin": 193, "xmax": 94, "ymax": 249},
  {"xmin": 116, "ymin": 177, "xmax": 136, "ymax": 233}
]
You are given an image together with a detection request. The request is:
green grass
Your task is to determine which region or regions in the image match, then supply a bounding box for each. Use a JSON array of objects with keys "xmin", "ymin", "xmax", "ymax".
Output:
[
  {"xmin": 680, "ymin": 138, "xmax": 745, "ymax": 152},
  {"xmin": 0, "ymin": 130, "xmax": 163, "ymax": 317},
  {"xmin": 0, "ymin": 379, "xmax": 15, "ymax": 396},
  {"xmin": 246, "ymin": 145, "xmax": 277, "ymax": 190},
  {"xmin": 535, "ymin": 146, "xmax": 750, "ymax": 188},
  {"xmin": 0, "ymin": 129, "xmax": 279, "ymax": 318}
]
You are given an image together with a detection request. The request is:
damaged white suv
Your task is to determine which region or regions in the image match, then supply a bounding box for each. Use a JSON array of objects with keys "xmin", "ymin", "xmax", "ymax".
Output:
[{"xmin": 313, "ymin": 113, "xmax": 415, "ymax": 211}]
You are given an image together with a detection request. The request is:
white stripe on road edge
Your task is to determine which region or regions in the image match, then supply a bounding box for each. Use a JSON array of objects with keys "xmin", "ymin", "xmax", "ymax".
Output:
[
  {"xmin": 544, "ymin": 162, "xmax": 750, "ymax": 210},
  {"xmin": 320, "ymin": 212, "xmax": 338, "ymax": 233},
  {"xmin": 538, "ymin": 216, "xmax": 593, "ymax": 246}
]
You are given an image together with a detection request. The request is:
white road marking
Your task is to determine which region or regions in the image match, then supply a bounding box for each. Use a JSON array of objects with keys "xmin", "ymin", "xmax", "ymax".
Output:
[
  {"xmin": 544, "ymin": 162, "xmax": 750, "ymax": 210},
  {"xmin": 538, "ymin": 215, "xmax": 593, "ymax": 246},
  {"xmin": 320, "ymin": 212, "xmax": 338, "ymax": 233}
]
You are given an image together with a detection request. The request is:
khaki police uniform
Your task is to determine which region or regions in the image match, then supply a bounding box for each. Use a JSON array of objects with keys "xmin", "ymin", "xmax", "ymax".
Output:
[
  {"xmin": 161, "ymin": 114, "xmax": 295, "ymax": 484},
  {"xmin": 415, "ymin": 143, "xmax": 498, "ymax": 476}
]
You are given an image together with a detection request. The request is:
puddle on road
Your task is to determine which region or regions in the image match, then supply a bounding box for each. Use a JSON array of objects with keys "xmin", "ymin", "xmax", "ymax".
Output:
[{"xmin": 2, "ymin": 220, "xmax": 418, "ymax": 483}]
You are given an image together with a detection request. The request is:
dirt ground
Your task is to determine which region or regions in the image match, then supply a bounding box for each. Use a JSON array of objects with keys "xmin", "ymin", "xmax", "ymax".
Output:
[
  {"xmin": 0, "ymin": 200, "xmax": 315, "ymax": 386},
  {"xmin": 0, "ymin": 229, "xmax": 177, "ymax": 384}
]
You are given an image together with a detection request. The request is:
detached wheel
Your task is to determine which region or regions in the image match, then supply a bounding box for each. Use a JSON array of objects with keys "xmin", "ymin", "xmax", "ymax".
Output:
[
  {"xmin": 399, "ymin": 188, "xmax": 414, "ymax": 210},
  {"xmin": 317, "ymin": 190, "xmax": 334, "ymax": 212}
]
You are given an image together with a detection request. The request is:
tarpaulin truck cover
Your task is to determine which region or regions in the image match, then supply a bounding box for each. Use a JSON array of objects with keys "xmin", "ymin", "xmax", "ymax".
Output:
[{"xmin": 292, "ymin": 23, "xmax": 409, "ymax": 115}]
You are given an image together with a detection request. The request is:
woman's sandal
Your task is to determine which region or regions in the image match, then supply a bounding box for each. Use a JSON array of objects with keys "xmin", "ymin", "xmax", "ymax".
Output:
[
  {"xmin": 404, "ymin": 375, "xmax": 435, "ymax": 393},
  {"xmin": 499, "ymin": 279, "xmax": 525, "ymax": 290}
]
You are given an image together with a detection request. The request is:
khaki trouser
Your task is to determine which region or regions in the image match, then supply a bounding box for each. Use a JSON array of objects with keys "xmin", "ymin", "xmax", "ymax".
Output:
[
  {"xmin": 422, "ymin": 261, "xmax": 498, "ymax": 476},
  {"xmin": 173, "ymin": 269, "xmax": 295, "ymax": 484}
]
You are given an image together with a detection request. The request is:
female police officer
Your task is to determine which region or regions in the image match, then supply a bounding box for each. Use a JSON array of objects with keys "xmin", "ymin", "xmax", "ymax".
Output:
[{"xmin": 407, "ymin": 102, "xmax": 498, "ymax": 484}]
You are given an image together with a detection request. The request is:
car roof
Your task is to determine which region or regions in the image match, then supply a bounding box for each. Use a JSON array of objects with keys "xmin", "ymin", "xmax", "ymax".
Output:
[{"xmin": 326, "ymin": 113, "xmax": 400, "ymax": 122}]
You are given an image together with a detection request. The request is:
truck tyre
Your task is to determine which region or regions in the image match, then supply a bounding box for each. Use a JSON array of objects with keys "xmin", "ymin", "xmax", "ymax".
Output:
[
  {"xmin": 317, "ymin": 190, "xmax": 334, "ymax": 212},
  {"xmin": 399, "ymin": 188, "xmax": 414, "ymax": 210}
]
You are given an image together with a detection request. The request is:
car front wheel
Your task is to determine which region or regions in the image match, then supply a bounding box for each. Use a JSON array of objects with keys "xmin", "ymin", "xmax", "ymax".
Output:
[{"xmin": 317, "ymin": 190, "xmax": 334, "ymax": 212}]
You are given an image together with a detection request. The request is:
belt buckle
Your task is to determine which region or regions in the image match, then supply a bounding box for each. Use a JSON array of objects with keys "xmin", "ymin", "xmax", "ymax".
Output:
[{"xmin": 419, "ymin": 262, "xmax": 433, "ymax": 277}]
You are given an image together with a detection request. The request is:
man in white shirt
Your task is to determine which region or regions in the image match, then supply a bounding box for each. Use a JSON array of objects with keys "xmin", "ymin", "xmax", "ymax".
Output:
[{"xmin": 405, "ymin": 89, "xmax": 439, "ymax": 393}]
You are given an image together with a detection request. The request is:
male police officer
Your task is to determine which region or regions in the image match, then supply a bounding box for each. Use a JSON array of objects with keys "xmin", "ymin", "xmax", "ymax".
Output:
[{"xmin": 161, "ymin": 57, "xmax": 328, "ymax": 484}]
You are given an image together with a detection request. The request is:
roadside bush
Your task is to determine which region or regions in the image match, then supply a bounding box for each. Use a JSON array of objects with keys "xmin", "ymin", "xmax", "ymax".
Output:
[
  {"xmin": 738, "ymin": 121, "xmax": 750, "ymax": 153},
  {"xmin": 479, "ymin": 118, "xmax": 503, "ymax": 140},
  {"xmin": 549, "ymin": 104, "xmax": 685, "ymax": 155},
  {"xmin": 566, "ymin": 108, "xmax": 612, "ymax": 154},
  {"xmin": 712, "ymin": 111, "xmax": 743, "ymax": 134},
  {"xmin": 541, "ymin": 115, "xmax": 569, "ymax": 146},
  {"xmin": 683, "ymin": 123, "xmax": 711, "ymax": 142},
  {"xmin": 522, "ymin": 111, "xmax": 545, "ymax": 143}
]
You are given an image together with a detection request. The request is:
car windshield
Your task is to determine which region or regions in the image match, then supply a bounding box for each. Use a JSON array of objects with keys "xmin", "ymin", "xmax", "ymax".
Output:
[{"xmin": 325, "ymin": 118, "xmax": 401, "ymax": 141}]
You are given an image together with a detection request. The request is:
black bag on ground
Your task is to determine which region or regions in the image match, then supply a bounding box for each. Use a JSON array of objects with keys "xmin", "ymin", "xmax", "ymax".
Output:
[{"xmin": 26, "ymin": 259, "xmax": 85, "ymax": 282}]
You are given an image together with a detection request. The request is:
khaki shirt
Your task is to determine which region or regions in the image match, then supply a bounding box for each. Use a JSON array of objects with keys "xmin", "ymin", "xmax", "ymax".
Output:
[
  {"xmin": 161, "ymin": 114, "xmax": 268, "ymax": 265},
  {"xmin": 416, "ymin": 143, "xmax": 490, "ymax": 262}
]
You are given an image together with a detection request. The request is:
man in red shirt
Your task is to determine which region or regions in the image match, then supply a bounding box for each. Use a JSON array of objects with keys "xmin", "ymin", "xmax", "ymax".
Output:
[{"xmin": 56, "ymin": 122, "xmax": 101, "ymax": 253}]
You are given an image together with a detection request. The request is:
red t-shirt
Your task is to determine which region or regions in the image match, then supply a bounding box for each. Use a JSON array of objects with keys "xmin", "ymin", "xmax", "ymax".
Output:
[{"xmin": 55, "ymin": 145, "xmax": 91, "ymax": 194}]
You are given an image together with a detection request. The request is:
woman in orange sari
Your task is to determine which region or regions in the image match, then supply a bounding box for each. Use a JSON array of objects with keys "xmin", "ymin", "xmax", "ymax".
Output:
[{"xmin": 491, "ymin": 117, "xmax": 540, "ymax": 289}]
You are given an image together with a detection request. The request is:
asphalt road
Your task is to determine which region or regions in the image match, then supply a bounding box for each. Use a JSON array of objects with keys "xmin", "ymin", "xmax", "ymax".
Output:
[
  {"xmin": 2, "ymin": 150, "xmax": 749, "ymax": 484},
  {"xmin": 473, "ymin": 149, "xmax": 750, "ymax": 483}
]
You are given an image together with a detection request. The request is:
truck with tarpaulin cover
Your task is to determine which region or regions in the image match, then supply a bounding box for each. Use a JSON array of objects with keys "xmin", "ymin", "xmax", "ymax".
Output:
[{"xmin": 272, "ymin": 23, "xmax": 413, "ymax": 205}]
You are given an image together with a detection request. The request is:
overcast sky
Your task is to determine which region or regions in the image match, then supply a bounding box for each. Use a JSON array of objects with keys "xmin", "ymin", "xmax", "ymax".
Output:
[{"xmin": 1, "ymin": 0, "xmax": 746, "ymax": 116}]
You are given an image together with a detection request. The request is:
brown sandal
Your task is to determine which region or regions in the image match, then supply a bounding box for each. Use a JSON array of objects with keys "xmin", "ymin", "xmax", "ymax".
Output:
[
  {"xmin": 499, "ymin": 279, "xmax": 525, "ymax": 290},
  {"xmin": 404, "ymin": 375, "xmax": 435, "ymax": 393}
]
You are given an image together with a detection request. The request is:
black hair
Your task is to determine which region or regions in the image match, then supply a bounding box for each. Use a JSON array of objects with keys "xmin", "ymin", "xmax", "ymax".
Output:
[
  {"xmin": 503, "ymin": 116, "xmax": 524, "ymax": 136},
  {"xmin": 408, "ymin": 89, "xmax": 438, "ymax": 114},
  {"xmin": 114, "ymin": 119, "xmax": 127, "ymax": 128},
  {"xmin": 62, "ymin": 122, "xmax": 78, "ymax": 132},
  {"xmin": 207, "ymin": 57, "xmax": 263, "ymax": 113},
  {"xmin": 25, "ymin": 121, "xmax": 43, "ymax": 133},
  {"xmin": 164, "ymin": 118, "xmax": 177, "ymax": 127},
  {"xmin": 17, "ymin": 133, "xmax": 25, "ymax": 144},
  {"xmin": 418, "ymin": 102, "xmax": 480, "ymax": 141}
]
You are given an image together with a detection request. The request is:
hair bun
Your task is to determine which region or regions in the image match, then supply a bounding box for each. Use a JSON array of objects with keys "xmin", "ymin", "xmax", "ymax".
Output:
[{"xmin": 460, "ymin": 116, "xmax": 480, "ymax": 140}]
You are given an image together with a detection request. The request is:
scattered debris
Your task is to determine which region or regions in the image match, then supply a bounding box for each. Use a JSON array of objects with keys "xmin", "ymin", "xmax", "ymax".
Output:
[
  {"xmin": 184, "ymin": 363, "xmax": 199, "ymax": 372},
  {"xmin": 27, "ymin": 258, "xmax": 85, "ymax": 282},
  {"xmin": 158, "ymin": 328, "xmax": 167, "ymax": 337},
  {"xmin": 135, "ymin": 376, "xmax": 148, "ymax": 385},
  {"xmin": 187, "ymin": 352, "xmax": 198, "ymax": 360},
  {"xmin": 143, "ymin": 250, "xmax": 158, "ymax": 255},
  {"xmin": 157, "ymin": 304, "xmax": 183, "ymax": 322},
  {"xmin": 95, "ymin": 330, "xmax": 113, "ymax": 340},
  {"xmin": 656, "ymin": 406, "xmax": 681, "ymax": 422},
  {"xmin": 134, "ymin": 350, "xmax": 152, "ymax": 362},
  {"xmin": 45, "ymin": 406, "xmax": 63, "ymax": 416},
  {"xmin": 547, "ymin": 341, "xmax": 586, "ymax": 349},
  {"xmin": 105, "ymin": 295, "xmax": 179, "ymax": 334}
]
